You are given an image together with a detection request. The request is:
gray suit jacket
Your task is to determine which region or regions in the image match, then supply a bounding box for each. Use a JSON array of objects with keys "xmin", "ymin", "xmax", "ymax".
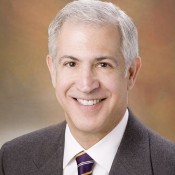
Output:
[{"xmin": 0, "ymin": 111, "xmax": 175, "ymax": 175}]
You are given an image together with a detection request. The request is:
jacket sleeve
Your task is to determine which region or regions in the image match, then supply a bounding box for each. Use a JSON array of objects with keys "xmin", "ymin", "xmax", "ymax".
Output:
[{"xmin": 0, "ymin": 143, "xmax": 6, "ymax": 175}]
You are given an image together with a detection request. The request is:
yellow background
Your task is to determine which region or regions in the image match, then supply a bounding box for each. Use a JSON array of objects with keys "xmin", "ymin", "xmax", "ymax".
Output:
[{"xmin": 0, "ymin": 0, "xmax": 175, "ymax": 146}]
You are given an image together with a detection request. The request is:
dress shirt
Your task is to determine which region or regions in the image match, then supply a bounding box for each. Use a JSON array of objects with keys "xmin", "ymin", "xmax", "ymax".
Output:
[{"xmin": 63, "ymin": 109, "xmax": 129, "ymax": 175}]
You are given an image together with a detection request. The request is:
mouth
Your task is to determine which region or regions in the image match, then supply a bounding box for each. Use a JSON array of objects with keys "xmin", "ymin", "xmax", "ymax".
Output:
[{"xmin": 74, "ymin": 98, "xmax": 105, "ymax": 106}]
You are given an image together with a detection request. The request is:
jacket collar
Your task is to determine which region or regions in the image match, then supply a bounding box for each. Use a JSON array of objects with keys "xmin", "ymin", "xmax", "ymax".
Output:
[
  {"xmin": 38, "ymin": 147, "xmax": 64, "ymax": 175},
  {"xmin": 31, "ymin": 111, "xmax": 153, "ymax": 175},
  {"xmin": 109, "ymin": 111, "xmax": 152, "ymax": 175},
  {"xmin": 33, "ymin": 122, "xmax": 66, "ymax": 175}
]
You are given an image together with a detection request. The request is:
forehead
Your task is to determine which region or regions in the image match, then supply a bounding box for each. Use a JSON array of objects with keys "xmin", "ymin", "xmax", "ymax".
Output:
[{"xmin": 56, "ymin": 21, "xmax": 122, "ymax": 60}]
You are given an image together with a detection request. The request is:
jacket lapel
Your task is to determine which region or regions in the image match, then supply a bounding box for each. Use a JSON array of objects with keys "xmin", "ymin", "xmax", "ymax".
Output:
[
  {"xmin": 39, "ymin": 147, "xmax": 64, "ymax": 175},
  {"xmin": 32, "ymin": 122, "xmax": 66, "ymax": 175},
  {"xmin": 30, "ymin": 112, "xmax": 153, "ymax": 175},
  {"xmin": 109, "ymin": 111, "xmax": 153, "ymax": 175}
]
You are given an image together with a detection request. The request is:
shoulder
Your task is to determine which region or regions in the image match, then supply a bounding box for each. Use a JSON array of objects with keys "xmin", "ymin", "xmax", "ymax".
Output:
[
  {"xmin": 129, "ymin": 110, "xmax": 175, "ymax": 174},
  {"xmin": 148, "ymin": 129, "xmax": 175, "ymax": 174},
  {"xmin": 2, "ymin": 121, "xmax": 66, "ymax": 150},
  {"xmin": 0, "ymin": 121, "xmax": 66, "ymax": 162},
  {"xmin": 0, "ymin": 121, "xmax": 66, "ymax": 174},
  {"xmin": 128, "ymin": 109, "xmax": 175, "ymax": 152},
  {"xmin": 149, "ymin": 129, "xmax": 175, "ymax": 155}
]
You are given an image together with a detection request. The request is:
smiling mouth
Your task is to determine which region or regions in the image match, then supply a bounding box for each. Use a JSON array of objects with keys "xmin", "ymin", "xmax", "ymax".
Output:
[{"xmin": 75, "ymin": 98, "xmax": 105, "ymax": 106}]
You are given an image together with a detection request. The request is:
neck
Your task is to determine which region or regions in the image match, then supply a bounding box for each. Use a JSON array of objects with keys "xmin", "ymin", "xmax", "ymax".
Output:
[
  {"xmin": 69, "ymin": 122, "xmax": 120, "ymax": 150},
  {"xmin": 73, "ymin": 132, "xmax": 106, "ymax": 150},
  {"xmin": 67, "ymin": 109, "xmax": 126, "ymax": 149}
]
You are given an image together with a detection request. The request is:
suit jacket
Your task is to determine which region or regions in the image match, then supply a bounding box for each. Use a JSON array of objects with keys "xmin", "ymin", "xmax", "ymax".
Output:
[{"xmin": 0, "ymin": 111, "xmax": 175, "ymax": 175}]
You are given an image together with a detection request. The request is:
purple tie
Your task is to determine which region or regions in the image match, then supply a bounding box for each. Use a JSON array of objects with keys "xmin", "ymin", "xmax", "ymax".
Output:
[{"xmin": 75, "ymin": 151, "xmax": 94, "ymax": 175}]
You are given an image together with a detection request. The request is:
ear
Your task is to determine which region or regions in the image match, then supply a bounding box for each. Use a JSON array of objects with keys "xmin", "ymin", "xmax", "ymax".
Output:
[
  {"xmin": 46, "ymin": 55, "xmax": 57, "ymax": 88},
  {"xmin": 127, "ymin": 56, "xmax": 142, "ymax": 90}
]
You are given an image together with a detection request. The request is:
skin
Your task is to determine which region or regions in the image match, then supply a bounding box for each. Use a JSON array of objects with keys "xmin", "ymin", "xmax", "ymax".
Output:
[{"xmin": 47, "ymin": 21, "xmax": 141, "ymax": 149}]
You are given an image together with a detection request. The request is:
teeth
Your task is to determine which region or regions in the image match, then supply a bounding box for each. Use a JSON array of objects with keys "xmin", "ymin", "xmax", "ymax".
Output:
[{"xmin": 77, "ymin": 99, "xmax": 101, "ymax": 106}]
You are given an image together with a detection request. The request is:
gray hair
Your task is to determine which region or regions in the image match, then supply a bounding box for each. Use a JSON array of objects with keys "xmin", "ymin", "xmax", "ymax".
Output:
[{"xmin": 48, "ymin": 0, "xmax": 139, "ymax": 70}]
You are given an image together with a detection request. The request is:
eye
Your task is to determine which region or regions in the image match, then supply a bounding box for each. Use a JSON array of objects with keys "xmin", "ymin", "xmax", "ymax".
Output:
[
  {"xmin": 64, "ymin": 61, "xmax": 77, "ymax": 67},
  {"xmin": 97, "ymin": 62, "xmax": 112, "ymax": 68}
]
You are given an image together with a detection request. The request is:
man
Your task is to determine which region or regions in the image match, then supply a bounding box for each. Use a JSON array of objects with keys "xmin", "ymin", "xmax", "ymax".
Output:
[{"xmin": 0, "ymin": 0, "xmax": 175, "ymax": 175}]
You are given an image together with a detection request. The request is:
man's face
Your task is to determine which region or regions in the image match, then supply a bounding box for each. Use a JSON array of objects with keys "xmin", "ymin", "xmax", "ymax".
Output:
[{"xmin": 47, "ymin": 22, "xmax": 140, "ymax": 138}]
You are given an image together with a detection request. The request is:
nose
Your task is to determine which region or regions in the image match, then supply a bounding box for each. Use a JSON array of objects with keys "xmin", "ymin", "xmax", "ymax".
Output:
[{"xmin": 76, "ymin": 67, "xmax": 100, "ymax": 93}]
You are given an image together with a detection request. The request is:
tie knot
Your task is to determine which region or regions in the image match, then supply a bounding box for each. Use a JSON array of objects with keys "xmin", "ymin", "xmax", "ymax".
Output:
[{"xmin": 75, "ymin": 151, "xmax": 94, "ymax": 175}]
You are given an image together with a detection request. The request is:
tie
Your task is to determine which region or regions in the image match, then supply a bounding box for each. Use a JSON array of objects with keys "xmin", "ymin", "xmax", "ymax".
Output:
[{"xmin": 75, "ymin": 151, "xmax": 95, "ymax": 175}]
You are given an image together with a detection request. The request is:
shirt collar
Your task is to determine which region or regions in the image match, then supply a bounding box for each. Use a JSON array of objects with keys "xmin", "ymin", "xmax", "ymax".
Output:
[
  {"xmin": 63, "ymin": 109, "xmax": 129, "ymax": 172},
  {"xmin": 63, "ymin": 125, "xmax": 83, "ymax": 169}
]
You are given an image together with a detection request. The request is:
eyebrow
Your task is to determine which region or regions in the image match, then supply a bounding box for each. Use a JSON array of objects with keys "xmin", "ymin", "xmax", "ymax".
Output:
[
  {"xmin": 58, "ymin": 55, "xmax": 79, "ymax": 63},
  {"xmin": 96, "ymin": 56, "xmax": 119, "ymax": 65},
  {"xmin": 58, "ymin": 55, "xmax": 119, "ymax": 65}
]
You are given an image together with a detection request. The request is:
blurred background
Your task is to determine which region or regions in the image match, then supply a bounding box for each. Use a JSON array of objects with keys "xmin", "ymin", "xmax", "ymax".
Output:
[{"xmin": 0, "ymin": 0, "xmax": 175, "ymax": 147}]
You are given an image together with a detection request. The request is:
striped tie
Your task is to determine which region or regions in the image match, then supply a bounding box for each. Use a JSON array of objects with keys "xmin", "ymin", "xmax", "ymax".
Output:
[{"xmin": 75, "ymin": 151, "xmax": 94, "ymax": 175}]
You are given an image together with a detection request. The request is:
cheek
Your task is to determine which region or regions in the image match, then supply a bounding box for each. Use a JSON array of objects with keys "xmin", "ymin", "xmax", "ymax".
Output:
[
  {"xmin": 101, "ymin": 74, "xmax": 127, "ymax": 93},
  {"xmin": 56, "ymin": 69, "xmax": 72, "ymax": 88},
  {"xmin": 54, "ymin": 70, "xmax": 76, "ymax": 100},
  {"xmin": 54, "ymin": 73, "xmax": 69, "ymax": 98}
]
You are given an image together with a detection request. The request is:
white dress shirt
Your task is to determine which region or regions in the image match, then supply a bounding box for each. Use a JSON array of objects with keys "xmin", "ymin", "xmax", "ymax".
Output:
[{"xmin": 63, "ymin": 109, "xmax": 129, "ymax": 175}]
